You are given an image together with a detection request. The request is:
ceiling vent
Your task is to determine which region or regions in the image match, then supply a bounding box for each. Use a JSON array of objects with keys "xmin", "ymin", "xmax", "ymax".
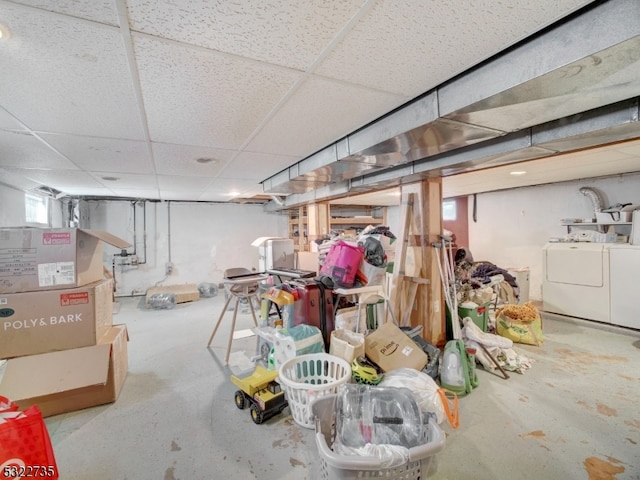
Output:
[{"xmin": 34, "ymin": 185, "xmax": 64, "ymax": 198}]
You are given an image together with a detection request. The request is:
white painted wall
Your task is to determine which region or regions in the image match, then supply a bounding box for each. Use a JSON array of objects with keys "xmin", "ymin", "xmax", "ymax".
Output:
[
  {"xmin": 85, "ymin": 200, "xmax": 289, "ymax": 296},
  {"xmin": 0, "ymin": 184, "xmax": 25, "ymax": 226},
  {"xmin": 467, "ymin": 172, "xmax": 640, "ymax": 301},
  {"xmin": 0, "ymin": 184, "xmax": 64, "ymax": 227},
  {"xmin": 3, "ymin": 173, "xmax": 639, "ymax": 301}
]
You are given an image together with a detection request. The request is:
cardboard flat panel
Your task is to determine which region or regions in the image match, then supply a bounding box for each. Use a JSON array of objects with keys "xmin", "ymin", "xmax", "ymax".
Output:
[
  {"xmin": 0, "ymin": 325, "xmax": 128, "ymax": 417},
  {"xmin": 1, "ymin": 344, "xmax": 110, "ymax": 399}
]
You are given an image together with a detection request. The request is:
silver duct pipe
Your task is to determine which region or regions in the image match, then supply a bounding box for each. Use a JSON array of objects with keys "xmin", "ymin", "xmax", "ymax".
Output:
[{"xmin": 579, "ymin": 187, "xmax": 605, "ymax": 213}]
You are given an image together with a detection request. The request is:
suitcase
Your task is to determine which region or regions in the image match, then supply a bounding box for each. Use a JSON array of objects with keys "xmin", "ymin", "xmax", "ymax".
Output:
[{"xmin": 287, "ymin": 279, "xmax": 335, "ymax": 349}]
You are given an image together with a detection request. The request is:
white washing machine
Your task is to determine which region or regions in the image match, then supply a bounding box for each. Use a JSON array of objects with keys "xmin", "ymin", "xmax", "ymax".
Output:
[
  {"xmin": 608, "ymin": 244, "xmax": 640, "ymax": 329},
  {"xmin": 542, "ymin": 242, "xmax": 611, "ymax": 323}
]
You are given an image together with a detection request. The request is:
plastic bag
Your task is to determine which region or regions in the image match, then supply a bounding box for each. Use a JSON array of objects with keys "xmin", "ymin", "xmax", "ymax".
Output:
[
  {"xmin": 378, "ymin": 368, "xmax": 459, "ymax": 429},
  {"xmin": 147, "ymin": 292, "xmax": 176, "ymax": 309},
  {"xmin": 334, "ymin": 384, "xmax": 425, "ymax": 457}
]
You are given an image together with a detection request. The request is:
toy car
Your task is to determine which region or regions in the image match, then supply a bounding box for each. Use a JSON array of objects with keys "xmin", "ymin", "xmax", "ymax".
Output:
[{"xmin": 230, "ymin": 365, "xmax": 288, "ymax": 424}]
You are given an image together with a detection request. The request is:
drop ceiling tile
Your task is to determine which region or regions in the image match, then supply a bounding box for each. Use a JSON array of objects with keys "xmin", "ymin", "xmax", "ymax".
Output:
[
  {"xmin": 126, "ymin": 0, "xmax": 365, "ymax": 70},
  {"xmin": 0, "ymin": 167, "xmax": 42, "ymax": 191},
  {"xmin": 157, "ymin": 174, "xmax": 212, "ymax": 192},
  {"xmin": 8, "ymin": 0, "xmax": 120, "ymax": 25},
  {"xmin": 246, "ymin": 76, "xmax": 406, "ymax": 157},
  {"xmin": 198, "ymin": 178, "xmax": 262, "ymax": 202},
  {"xmin": 107, "ymin": 188, "xmax": 161, "ymax": 200},
  {"xmin": 39, "ymin": 134, "xmax": 155, "ymax": 174},
  {"xmin": 316, "ymin": 0, "xmax": 593, "ymax": 97},
  {"xmin": 0, "ymin": 130, "xmax": 78, "ymax": 169},
  {"xmin": 87, "ymin": 172, "xmax": 159, "ymax": 191},
  {"xmin": 134, "ymin": 35, "xmax": 303, "ymax": 150},
  {"xmin": 151, "ymin": 143, "xmax": 234, "ymax": 177},
  {"xmin": 0, "ymin": 3, "xmax": 144, "ymax": 138},
  {"xmin": 0, "ymin": 108, "xmax": 28, "ymax": 131},
  {"xmin": 14, "ymin": 168, "xmax": 106, "ymax": 195},
  {"xmin": 221, "ymin": 151, "xmax": 300, "ymax": 181}
]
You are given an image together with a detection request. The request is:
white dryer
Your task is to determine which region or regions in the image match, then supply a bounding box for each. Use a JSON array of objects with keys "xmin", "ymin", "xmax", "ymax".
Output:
[{"xmin": 542, "ymin": 242, "xmax": 611, "ymax": 323}]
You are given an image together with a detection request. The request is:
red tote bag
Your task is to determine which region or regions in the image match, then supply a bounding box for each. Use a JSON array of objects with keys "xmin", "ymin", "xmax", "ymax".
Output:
[{"xmin": 0, "ymin": 404, "xmax": 59, "ymax": 480}]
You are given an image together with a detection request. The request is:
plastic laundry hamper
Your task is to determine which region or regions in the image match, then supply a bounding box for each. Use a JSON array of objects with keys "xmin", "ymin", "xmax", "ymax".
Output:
[
  {"xmin": 278, "ymin": 353, "xmax": 351, "ymax": 429},
  {"xmin": 311, "ymin": 394, "xmax": 446, "ymax": 480}
]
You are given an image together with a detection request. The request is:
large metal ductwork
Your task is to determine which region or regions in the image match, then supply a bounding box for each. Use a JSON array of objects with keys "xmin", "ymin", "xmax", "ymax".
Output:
[{"xmin": 262, "ymin": 0, "xmax": 640, "ymax": 209}]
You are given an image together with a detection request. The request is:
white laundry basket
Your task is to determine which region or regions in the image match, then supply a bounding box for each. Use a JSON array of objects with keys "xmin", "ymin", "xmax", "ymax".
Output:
[
  {"xmin": 278, "ymin": 353, "xmax": 351, "ymax": 429},
  {"xmin": 311, "ymin": 394, "xmax": 446, "ymax": 479}
]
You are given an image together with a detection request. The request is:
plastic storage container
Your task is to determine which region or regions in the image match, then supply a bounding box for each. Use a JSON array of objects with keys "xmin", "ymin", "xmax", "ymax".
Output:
[
  {"xmin": 311, "ymin": 394, "xmax": 446, "ymax": 480},
  {"xmin": 278, "ymin": 353, "xmax": 351, "ymax": 429},
  {"xmin": 458, "ymin": 303, "xmax": 490, "ymax": 332},
  {"xmin": 320, "ymin": 241, "xmax": 364, "ymax": 287}
]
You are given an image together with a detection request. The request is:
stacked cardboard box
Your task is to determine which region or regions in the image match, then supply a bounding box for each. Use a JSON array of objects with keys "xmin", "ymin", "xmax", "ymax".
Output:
[{"xmin": 0, "ymin": 227, "xmax": 131, "ymax": 417}]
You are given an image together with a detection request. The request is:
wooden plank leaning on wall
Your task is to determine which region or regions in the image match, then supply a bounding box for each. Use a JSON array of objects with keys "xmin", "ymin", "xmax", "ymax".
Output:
[{"xmin": 388, "ymin": 179, "xmax": 445, "ymax": 348}]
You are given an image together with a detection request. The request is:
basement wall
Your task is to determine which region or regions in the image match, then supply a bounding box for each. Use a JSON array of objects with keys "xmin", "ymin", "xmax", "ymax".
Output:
[
  {"xmin": 84, "ymin": 200, "xmax": 289, "ymax": 297},
  {"xmin": 466, "ymin": 172, "xmax": 640, "ymax": 302}
]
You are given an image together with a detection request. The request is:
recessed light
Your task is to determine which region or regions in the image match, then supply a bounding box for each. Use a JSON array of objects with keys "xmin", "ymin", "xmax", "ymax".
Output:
[
  {"xmin": 0, "ymin": 24, "xmax": 11, "ymax": 41},
  {"xmin": 509, "ymin": 170, "xmax": 527, "ymax": 176},
  {"xmin": 196, "ymin": 157, "xmax": 217, "ymax": 164},
  {"xmin": 102, "ymin": 176, "xmax": 120, "ymax": 181}
]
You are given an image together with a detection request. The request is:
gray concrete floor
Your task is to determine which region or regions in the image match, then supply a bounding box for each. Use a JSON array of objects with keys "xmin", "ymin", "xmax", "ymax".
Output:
[{"xmin": 43, "ymin": 294, "xmax": 640, "ymax": 480}]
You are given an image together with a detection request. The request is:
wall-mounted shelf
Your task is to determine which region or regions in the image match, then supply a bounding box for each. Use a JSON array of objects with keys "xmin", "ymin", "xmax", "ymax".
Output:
[
  {"xmin": 289, "ymin": 206, "xmax": 386, "ymax": 251},
  {"xmin": 560, "ymin": 221, "xmax": 632, "ymax": 234}
]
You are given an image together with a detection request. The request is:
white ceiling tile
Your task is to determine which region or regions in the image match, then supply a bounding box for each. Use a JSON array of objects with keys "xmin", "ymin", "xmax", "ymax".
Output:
[
  {"xmin": 316, "ymin": 0, "xmax": 593, "ymax": 97},
  {"xmin": 221, "ymin": 151, "xmax": 300, "ymax": 182},
  {"xmin": 7, "ymin": 0, "xmax": 120, "ymax": 26},
  {"xmin": 0, "ymin": 130, "xmax": 78, "ymax": 169},
  {"xmin": 134, "ymin": 35, "xmax": 303, "ymax": 150},
  {"xmin": 107, "ymin": 188, "xmax": 161, "ymax": 200},
  {"xmin": 0, "ymin": 167, "xmax": 42, "ymax": 191},
  {"xmin": 157, "ymin": 174, "xmax": 211, "ymax": 192},
  {"xmin": 12, "ymin": 168, "xmax": 106, "ymax": 195},
  {"xmin": 151, "ymin": 143, "xmax": 234, "ymax": 177},
  {"xmin": 87, "ymin": 172, "xmax": 159, "ymax": 191},
  {"xmin": 247, "ymin": 76, "xmax": 406, "ymax": 157},
  {"xmin": 198, "ymin": 178, "xmax": 263, "ymax": 201},
  {"xmin": 0, "ymin": 108, "xmax": 28, "ymax": 131},
  {"xmin": 0, "ymin": 3, "xmax": 144, "ymax": 138},
  {"xmin": 40, "ymin": 134, "xmax": 155, "ymax": 174},
  {"xmin": 126, "ymin": 0, "xmax": 365, "ymax": 70}
]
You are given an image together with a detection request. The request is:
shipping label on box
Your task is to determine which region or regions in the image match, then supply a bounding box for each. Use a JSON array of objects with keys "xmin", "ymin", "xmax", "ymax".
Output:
[
  {"xmin": 365, "ymin": 322, "xmax": 428, "ymax": 372},
  {"xmin": 0, "ymin": 279, "xmax": 113, "ymax": 359}
]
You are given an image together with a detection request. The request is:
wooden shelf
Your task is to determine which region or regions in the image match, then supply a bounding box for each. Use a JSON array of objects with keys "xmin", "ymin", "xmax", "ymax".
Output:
[{"xmin": 330, "ymin": 216, "xmax": 381, "ymax": 225}]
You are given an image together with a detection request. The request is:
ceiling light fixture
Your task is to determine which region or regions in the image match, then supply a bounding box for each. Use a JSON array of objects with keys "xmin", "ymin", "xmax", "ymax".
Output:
[
  {"xmin": 509, "ymin": 170, "xmax": 527, "ymax": 176},
  {"xmin": 101, "ymin": 176, "xmax": 120, "ymax": 181},
  {"xmin": 0, "ymin": 23, "xmax": 10, "ymax": 40}
]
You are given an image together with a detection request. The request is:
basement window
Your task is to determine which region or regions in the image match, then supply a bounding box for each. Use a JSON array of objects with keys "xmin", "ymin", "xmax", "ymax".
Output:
[
  {"xmin": 25, "ymin": 193, "xmax": 49, "ymax": 226},
  {"xmin": 442, "ymin": 200, "xmax": 457, "ymax": 221}
]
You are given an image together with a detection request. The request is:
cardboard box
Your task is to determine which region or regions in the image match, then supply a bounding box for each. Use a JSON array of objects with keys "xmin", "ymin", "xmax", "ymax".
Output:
[
  {"xmin": 0, "ymin": 279, "xmax": 113, "ymax": 359},
  {"xmin": 0, "ymin": 227, "xmax": 130, "ymax": 294},
  {"xmin": 330, "ymin": 329, "xmax": 365, "ymax": 364},
  {"xmin": 0, "ymin": 325, "xmax": 128, "ymax": 417},
  {"xmin": 365, "ymin": 322, "xmax": 429, "ymax": 372}
]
